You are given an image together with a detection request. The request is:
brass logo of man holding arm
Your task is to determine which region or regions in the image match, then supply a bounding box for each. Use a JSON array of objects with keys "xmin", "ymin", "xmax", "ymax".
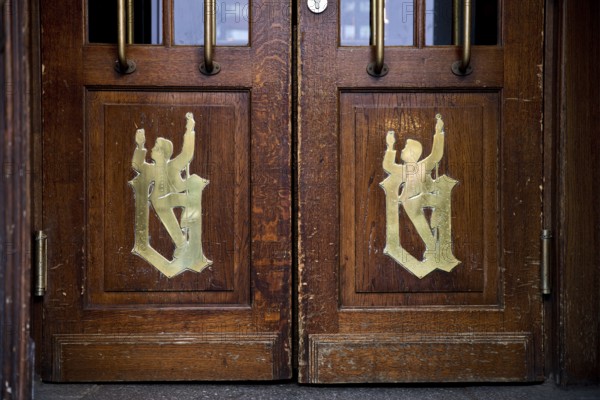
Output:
[
  {"xmin": 130, "ymin": 112, "xmax": 212, "ymax": 277},
  {"xmin": 380, "ymin": 114, "xmax": 460, "ymax": 278}
]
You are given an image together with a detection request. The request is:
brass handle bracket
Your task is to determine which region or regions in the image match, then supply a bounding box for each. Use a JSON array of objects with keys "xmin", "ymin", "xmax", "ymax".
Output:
[
  {"xmin": 367, "ymin": 62, "xmax": 389, "ymax": 77},
  {"xmin": 115, "ymin": 0, "xmax": 136, "ymax": 74},
  {"xmin": 115, "ymin": 59, "xmax": 137, "ymax": 74},
  {"xmin": 199, "ymin": 0, "xmax": 221, "ymax": 76},
  {"xmin": 367, "ymin": 0, "xmax": 388, "ymax": 77},
  {"xmin": 199, "ymin": 62, "xmax": 221, "ymax": 75},
  {"xmin": 451, "ymin": 60, "xmax": 472, "ymax": 76}
]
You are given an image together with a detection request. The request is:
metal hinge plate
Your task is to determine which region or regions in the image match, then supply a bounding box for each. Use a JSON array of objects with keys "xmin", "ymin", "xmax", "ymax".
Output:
[
  {"xmin": 541, "ymin": 229, "xmax": 552, "ymax": 295},
  {"xmin": 34, "ymin": 231, "xmax": 47, "ymax": 296}
]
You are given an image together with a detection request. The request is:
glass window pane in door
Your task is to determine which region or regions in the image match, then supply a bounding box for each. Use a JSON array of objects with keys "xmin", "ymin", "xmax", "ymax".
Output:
[
  {"xmin": 174, "ymin": 0, "xmax": 249, "ymax": 46},
  {"xmin": 425, "ymin": 0, "xmax": 498, "ymax": 46},
  {"xmin": 340, "ymin": 0, "xmax": 414, "ymax": 46},
  {"xmin": 88, "ymin": 0, "xmax": 162, "ymax": 44}
]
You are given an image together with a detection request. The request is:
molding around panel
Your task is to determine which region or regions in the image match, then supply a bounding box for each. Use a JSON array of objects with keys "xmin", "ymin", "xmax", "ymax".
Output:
[
  {"xmin": 52, "ymin": 332, "xmax": 279, "ymax": 382},
  {"xmin": 308, "ymin": 332, "xmax": 538, "ymax": 384}
]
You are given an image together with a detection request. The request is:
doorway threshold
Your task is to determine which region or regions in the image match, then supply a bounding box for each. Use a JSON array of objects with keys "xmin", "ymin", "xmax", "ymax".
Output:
[{"xmin": 33, "ymin": 379, "xmax": 600, "ymax": 400}]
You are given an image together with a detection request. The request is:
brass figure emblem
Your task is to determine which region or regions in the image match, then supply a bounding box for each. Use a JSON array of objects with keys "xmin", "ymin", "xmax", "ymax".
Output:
[
  {"xmin": 130, "ymin": 112, "xmax": 212, "ymax": 277},
  {"xmin": 380, "ymin": 114, "xmax": 460, "ymax": 278}
]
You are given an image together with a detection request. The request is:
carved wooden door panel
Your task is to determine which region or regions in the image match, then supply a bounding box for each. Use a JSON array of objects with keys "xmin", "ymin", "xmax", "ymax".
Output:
[
  {"xmin": 298, "ymin": 0, "xmax": 545, "ymax": 383},
  {"xmin": 40, "ymin": 0, "xmax": 291, "ymax": 381}
]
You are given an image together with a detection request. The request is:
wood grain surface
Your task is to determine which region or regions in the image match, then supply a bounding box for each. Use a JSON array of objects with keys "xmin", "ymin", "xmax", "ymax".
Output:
[
  {"xmin": 23, "ymin": 0, "xmax": 600, "ymax": 386},
  {"xmin": 1, "ymin": 0, "xmax": 33, "ymax": 397},
  {"xmin": 297, "ymin": 0, "xmax": 545, "ymax": 383},
  {"xmin": 340, "ymin": 93, "xmax": 498, "ymax": 303},
  {"xmin": 557, "ymin": 0, "xmax": 600, "ymax": 385},
  {"xmin": 39, "ymin": 0, "xmax": 291, "ymax": 381}
]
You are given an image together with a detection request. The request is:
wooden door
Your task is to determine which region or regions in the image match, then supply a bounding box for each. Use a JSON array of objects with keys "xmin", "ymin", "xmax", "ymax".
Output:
[
  {"xmin": 298, "ymin": 0, "xmax": 545, "ymax": 383},
  {"xmin": 40, "ymin": 0, "xmax": 291, "ymax": 381}
]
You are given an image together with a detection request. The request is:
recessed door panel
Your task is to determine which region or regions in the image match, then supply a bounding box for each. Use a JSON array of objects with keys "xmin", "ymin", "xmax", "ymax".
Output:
[
  {"xmin": 340, "ymin": 92, "xmax": 499, "ymax": 304},
  {"xmin": 86, "ymin": 91, "xmax": 250, "ymax": 302}
]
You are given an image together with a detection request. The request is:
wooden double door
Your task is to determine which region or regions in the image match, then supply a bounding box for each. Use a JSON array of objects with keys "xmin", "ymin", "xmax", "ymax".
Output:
[{"xmin": 39, "ymin": 0, "xmax": 544, "ymax": 382}]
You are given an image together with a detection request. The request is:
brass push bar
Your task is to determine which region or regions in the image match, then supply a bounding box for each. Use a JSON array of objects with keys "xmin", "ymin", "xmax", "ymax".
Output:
[
  {"xmin": 200, "ymin": 0, "xmax": 221, "ymax": 75},
  {"xmin": 452, "ymin": 0, "xmax": 460, "ymax": 45},
  {"xmin": 116, "ymin": 0, "xmax": 136, "ymax": 74},
  {"xmin": 127, "ymin": 0, "xmax": 134, "ymax": 45},
  {"xmin": 452, "ymin": 0, "xmax": 473, "ymax": 76},
  {"xmin": 370, "ymin": 0, "xmax": 376, "ymax": 46},
  {"xmin": 367, "ymin": 0, "xmax": 388, "ymax": 77}
]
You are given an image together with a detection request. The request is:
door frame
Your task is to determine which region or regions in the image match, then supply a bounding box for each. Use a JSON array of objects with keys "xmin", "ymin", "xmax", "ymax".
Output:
[
  {"xmin": 1, "ymin": 0, "xmax": 33, "ymax": 398},
  {"xmin": 0, "ymin": 0, "xmax": 598, "ymax": 390},
  {"xmin": 542, "ymin": 0, "xmax": 600, "ymax": 385}
]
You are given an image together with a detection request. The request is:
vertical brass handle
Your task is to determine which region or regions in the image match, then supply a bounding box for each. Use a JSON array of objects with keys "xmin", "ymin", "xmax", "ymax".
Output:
[
  {"xmin": 452, "ymin": 0, "xmax": 473, "ymax": 76},
  {"xmin": 452, "ymin": 0, "xmax": 460, "ymax": 45},
  {"xmin": 199, "ymin": 0, "xmax": 221, "ymax": 75},
  {"xmin": 127, "ymin": 0, "xmax": 134, "ymax": 45},
  {"xmin": 115, "ymin": 0, "xmax": 136, "ymax": 74},
  {"xmin": 370, "ymin": 0, "xmax": 376, "ymax": 46},
  {"xmin": 367, "ymin": 0, "xmax": 388, "ymax": 77}
]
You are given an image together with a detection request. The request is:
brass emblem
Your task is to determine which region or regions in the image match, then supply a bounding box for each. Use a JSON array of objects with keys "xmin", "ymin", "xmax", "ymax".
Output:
[
  {"xmin": 130, "ymin": 112, "xmax": 212, "ymax": 277},
  {"xmin": 380, "ymin": 114, "xmax": 460, "ymax": 278}
]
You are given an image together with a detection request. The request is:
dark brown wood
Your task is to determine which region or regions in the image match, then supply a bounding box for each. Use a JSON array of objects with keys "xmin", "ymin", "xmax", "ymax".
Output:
[
  {"xmin": 1, "ymin": 0, "xmax": 33, "ymax": 398},
  {"xmin": 335, "ymin": 48, "xmax": 504, "ymax": 88},
  {"xmin": 556, "ymin": 0, "xmax": 600, "ymax": 385},
  {"xmin": 52, "ymin": 333, "xmax": 279, "ymax": 381},
  {"xmin": 22, "ymin": 0, "xmax": 600, "ymax": 385},
  {"xmin": 87, "ymin": 92, "xmax": 249, "ymax": 299},
  {"xmin": 30, "ymin": 0, "xmax": 44, "ymax": 379},
  {"xmin": 341, "ymin": 93, "xmax": 498, "ymax": 302},
  {"xmin": 298, "ymin": 0, "xmax": 545, "ymax": 383},
  {"xmin": 543, "ymin": 0, "xmax": 559, "ymax": 383},
  {"xmin": 39, "ymin": 0, "xmax": 291, "ymax": 381},
  {"xmin": 309, "ymin": 333, "xmax": 535, "ymax": 383}
]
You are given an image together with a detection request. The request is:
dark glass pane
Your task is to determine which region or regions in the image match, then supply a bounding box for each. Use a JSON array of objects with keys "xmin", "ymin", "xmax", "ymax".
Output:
[
  {"xmin": 426, "ymin": 0, "xmax": 498, "ymax": 46},
  {"xmin": 340, "ymin": 0, "xmax": 414, "ymax": 46},
  {"xmin": 174, "ymin": 0, "xmax": 249, "ymax": 46},
  {"xmin": 88, "ymin": 0, "xmax": 162, "ymax": 44}
]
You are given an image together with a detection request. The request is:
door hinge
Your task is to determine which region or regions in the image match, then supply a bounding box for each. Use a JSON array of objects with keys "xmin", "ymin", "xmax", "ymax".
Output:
[
  {"xmin": 34, "ymin": 231, "xmax": 47, "ymax": 296},
  {"xmin": 541, "ymin": 229, "xmax": 552, "ymax": 295}
]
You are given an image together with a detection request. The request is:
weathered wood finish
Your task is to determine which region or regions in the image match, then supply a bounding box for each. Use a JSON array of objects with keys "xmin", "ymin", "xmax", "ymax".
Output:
[
  {"xmin": 298, "ymin": 0, "xmax": 545, "ymax": 383},
  {"xmin": 555, "ymin": 0, "xmax": 600, "ymax": 385},
  {"xmin": 309, "ymin": 333, "xmax": 535, "ymax": 383},
  {"xmin": 542, "ymin": 0, "xmax": 559, "ymax": 381},
  {"xmin": 340, "ymin": 93, "xmax": 498, "ymax": 301},
  {"xmin": 40, "ymin": 0, "xmax": 291, "ymax": 381},
  {"xmin": 86, "ymin": 92, "xmax": 250, "ymax": 299},
  {"xmin": 52, "ymin": 333, "xmax": 279, "ymax": 381},
  {"xmin": 1, "ymin": 0, "xmax": 33, "ymax": 397}
]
